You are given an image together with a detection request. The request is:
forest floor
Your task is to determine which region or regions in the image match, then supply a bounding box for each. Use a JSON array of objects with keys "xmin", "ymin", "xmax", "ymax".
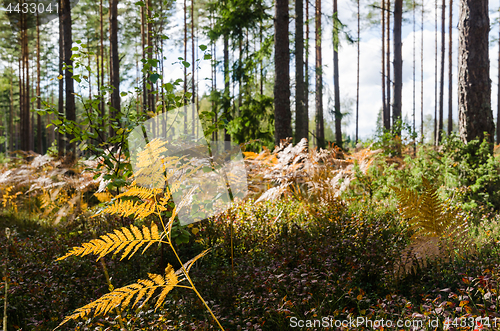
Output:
[{"xmin": 0, "ymin": 138, "xmax": 499, "ymax": 330}]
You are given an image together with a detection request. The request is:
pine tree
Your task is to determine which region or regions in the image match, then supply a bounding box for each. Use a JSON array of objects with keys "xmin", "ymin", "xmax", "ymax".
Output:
[
  {"xmin": 315, "ymin": 0, "xmax": 324, "ymax": 148},
  {"xmin": 458, "ymin": 0, "xmax": 494, "ymax": 144},
  {"xmin": 274, "ymin": 0, "xmax": 292, "ymax": 144}
]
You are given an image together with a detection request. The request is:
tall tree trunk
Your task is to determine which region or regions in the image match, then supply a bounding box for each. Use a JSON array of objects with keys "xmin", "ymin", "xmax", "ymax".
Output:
[
  {"xmin": 141, "ymin": 2, "xmax": 147, "ymax": 112},
  {"xmin": 192, "ymin": 0, "xmax": 196, "ymax": 137},
  {"xmin": 356, "ymin": 0, "xmax": 360, "ymax": 144},
  {"xmin": 434, "ymin": 0, "xmax": 438, "ymax": 143},
  {"xmin": 437, "ymin": 0, "xmax": 445, "ymax": 145},
  {"xmin": 393, "ymin": 0, "xmax": 402, "ymax": 136},
  {"xmin": 18, "ymin": 56, "xmax": 22, "ymax": 151},
  {"xmin": 9, "ymin": 62, "xmax": 14, "ymax": 152},
  {"xmin": 62, "ymin": 0, "xmax": 75, "ymax": 155},
  {"xmin": 448, "ymin": 0, "xmax": 453, "ymax": 135},
  {"xmin": 58, "ymin": 5, "xmax": 64, "ymax": 157},
  {"xmin": 458, "ymin": 0, "xmax": 494, "ymax": 144},
  {"xmin": 314, "ymin": 0, "xmax": 324, "ymax": 148},
  {"xmin": 333, "ymin": 0, "xmax": 342, "ymax": 148},
  {"xmin": 100, "ymin": 0, "xmax": 106, "ymax": 142},
  {"xmin": 184, "ymin": 0, "xmax": 188, "ymax": 134},
  {"xmin": 259, "ymin": 21, "xmax": 263, "ymax": 95},
  {"xmin": 147, "ymin": 0, "xmax": 153, "ymax": 116},
  {"xmin": 295, "ymin": 0, "xmax": 307, "ymax": 144},
  {"xmin": 109, "ymin": 0, "xmax": 120, "ymax": 138},
  {"xmin": 20, "ymin": 8, "xmax": 30, "ymax": 152},
  {"xmin": 412, "ymin": 0, "xmax": 416, "ymax": 153},
  {"xmin": 386, "ymin": 0, "xmax": 391, "ymax": 124},
  {"xmin": 498, "ymin": 7, "xmax": 500, "ymax": 144},
  {"xmin": 36, "ymin": 11, "xmax": 42, "ymax": 154},
  {"xmin": 224, "ymin": 33, "xmax": 230, "ymax": 144},
  {"xmin": 421, "ymin": 0, "xmax": 424, "ymax": 143},
  {"xmin": 305, "ymin": 0, "xmax": 309, "ymax": 143},
  {"xmin": 382, "ymin": 0, "xmax": 388, "ymax": 130},
  {"xmin": 274, "ymin": 0, "xmax": 292, "ymax": 145}
]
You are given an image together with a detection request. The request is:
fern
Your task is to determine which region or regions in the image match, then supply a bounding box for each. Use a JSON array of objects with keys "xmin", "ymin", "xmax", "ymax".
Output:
[
  {"xmin": 392, "ymin": 178, "xmax": 462, "ymax": 239},
  {"xmin": 392, "ymin": 177, "xmax": 470, "ymax": 275},
  {"xmin": 56, "ymin": 223, "xmax": 161, "ymax": 261},
  {"xmin": 56, "ymin": 264, "xmax": 179, "ymax": 328},
  {"xmin": 57, "ymin": 137, "xmax": 225, "ymax": 330}
]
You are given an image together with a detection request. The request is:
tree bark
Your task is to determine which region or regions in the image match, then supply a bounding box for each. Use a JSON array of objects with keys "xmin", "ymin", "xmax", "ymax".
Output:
[
  {"xmin": 356, "ymin": 0, "xmax": 360, "ymax": 144},
  {"xmin": 421, "ymin": 0, "xmax": 424, "ymax": 143},
  {"xmin": 62, "ymin": 0, "xmax": 75, "ymax": 155},
  {"xmin": 386, "ymin": 0, "xmax": 391, "ymax": 125},
  {"xmin": 382, "ymin": 0, "xmax": 388, "ymax": 130},
  {"xmin": 458, "ymin": 0, "xmax": 494, "ymax": 144},
  {"xmin": 333, "ymin": 0, "xmax": 342, "ymax": 148},
  {"xmin": 305, "ymin": 0, "xmax": 309, "ymax": 142},
  {"xmin": 448, "ymin": 0, "xmax": 453, "ymax": 135},
  {"xmin": 192, "ymin": 0, "xmax": 196, "ymax": 137},
  {"xmin": 58, "ymin": 4, "xmax": 64, "ymax": 157},
  {"xmin": 498, "ymin": 7, "xmax": 500, "ymax": 144},
  {"xmin": 314, "ymin": 0, "xmax": 324, "ymax": 148},
  {"xmin": 274, "ymin": 0, "xmax": 292, "ymax": 145},
  {"xmin": 393, "ymin": 0, "xmax": 402, "ymax": 135},
  {"xmin": 100, "ymin": 0, "xmax": 106, "ymax": 142},
  {"xmin": 437, "ymin": 0, "xmax": 445, "ymax": 145},
  {"xmin": 412, "ymin": 0, "xmax": 416, "ymax": 153},
  {"xmin": 434, "ymin": 0, "xmax": 438, "ymax": 143},
  {"xmin": 141, "ymin": 2, "xmax": 147, "ymax": 112},
  {"xmin": 295, "ymin": 0, "xmax": 307, "ymax": 144},
  {"xmin": 36, "ymin": 11, "xmax": 42, "ymax": 154},
  {"xmin": 20, "ymin": 6, "xmax": 30, "ymax": 152},
  {"xmin": 9, "ymin": 62, "xmax": 13, "ymax": 152},
  {"xmin": 224, "ymin": 32, "xmax": 230, "ymax": 144},
  {"xmin": 109, "ymin": 0, "xmax": 120, "ymax": 138},
  {"xmin": 184, "ymin": 0, "xmax": 188, "ymax": 134}
]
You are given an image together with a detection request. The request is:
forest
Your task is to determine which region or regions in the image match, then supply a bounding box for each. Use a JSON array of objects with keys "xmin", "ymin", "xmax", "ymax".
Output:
[{"xmin": 0, "ymin": 0, "xmax": 499, "ymax": 330}]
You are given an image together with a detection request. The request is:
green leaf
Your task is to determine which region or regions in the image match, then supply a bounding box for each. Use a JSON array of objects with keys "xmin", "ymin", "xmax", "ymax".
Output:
[
  {"xmin": 71, "ymin": 46, "xmax": 79, "ymax": 51},
  {"xmin": 149, "ymin": 73, "xmax": 160, "ymax": 84},
  {"xmin": 204, "ymin": 54, "xmax": 212, "ymax": 60},
  {"xmin": 120, "ymin": 92, "xmax": 128, "ymax": 97},
  {"xmin": 182, "ymin": 61, "xmax": 190, "ymax": 68},
  {"xmin": 52, "ymin": 119, "xmax": 62, "ymax": 125},
  {"xmin": 199, "ymin": 44, "xmax": 207, "ymax": 51}
]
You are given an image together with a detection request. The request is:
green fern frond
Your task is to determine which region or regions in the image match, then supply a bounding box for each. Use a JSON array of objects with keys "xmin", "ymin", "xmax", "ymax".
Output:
[
  {"xmin": 56, "ymin": 264, "xmax": 178, "ymax": 329},
  {"xmin": 56, "ymin": 223, "xmax": 161, "ymax": 261}
]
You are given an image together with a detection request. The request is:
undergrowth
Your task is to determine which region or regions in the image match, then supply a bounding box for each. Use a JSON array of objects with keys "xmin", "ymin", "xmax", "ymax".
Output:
[{"xmin": 0, "ymin": 136, "xmax": 499, "ymax": 330}]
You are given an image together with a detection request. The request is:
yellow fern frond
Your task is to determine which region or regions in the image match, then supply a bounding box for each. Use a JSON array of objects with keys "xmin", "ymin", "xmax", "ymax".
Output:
[
  {"xmin": 94, "ymin": 191, "xmax": 113, "ymax": 203},
  {"xmin": 392, "ymin": 178, "xmax": 464, "ymax": 239},
  {"xmin": 56, "ymin": 223, "xmax": 161, "ymax": 261},
  {"xmin": 94, "ymin": 198, "xmax": 158, "ymax": 220},
  {"xmin": 56, "ymin": 265, "xmax": 178, "ymax": 329},
  {"xmin": 155, "ymin": 264, "xmax": 177, "ymax": 311},
  {"xmin": 115, "ymin": 185, "xmax": 163, "ymax": 201},
  {"xmin": 135, "ymin": 138, "xmax": 168, "ymax": 169}
]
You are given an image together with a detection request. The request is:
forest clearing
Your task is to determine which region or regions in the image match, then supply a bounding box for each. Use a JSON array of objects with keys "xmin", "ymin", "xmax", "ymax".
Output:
[{"xmin": 0, "ymin": 0, "xmax": 499, "ymax": 330}]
